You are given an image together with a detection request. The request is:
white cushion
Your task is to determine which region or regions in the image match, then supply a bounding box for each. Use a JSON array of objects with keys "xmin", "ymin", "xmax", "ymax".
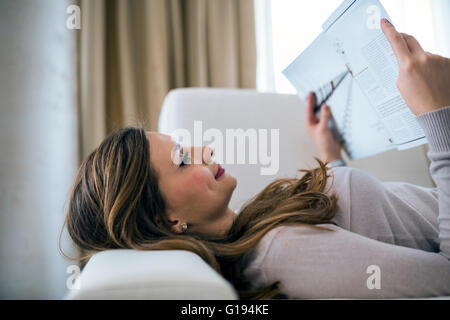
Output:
[{"xmin": 65, "ymin": 250, "xmax": 238, "ymax": 300}]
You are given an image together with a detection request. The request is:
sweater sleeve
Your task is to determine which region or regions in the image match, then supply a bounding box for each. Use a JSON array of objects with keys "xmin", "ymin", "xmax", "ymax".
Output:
[
  {"xmin": 416, "ymin": 106, "xmax": 450, "ymax": 259},
  {"xmin": 255, "ymin": 224, "xmax": 450, "ymax": 298}
]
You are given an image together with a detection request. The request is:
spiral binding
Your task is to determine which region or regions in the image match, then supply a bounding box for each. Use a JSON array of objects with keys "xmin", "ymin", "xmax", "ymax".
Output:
[{"xmin": 340, "ymin": 78, "xmax": 354, "ymax": 158}]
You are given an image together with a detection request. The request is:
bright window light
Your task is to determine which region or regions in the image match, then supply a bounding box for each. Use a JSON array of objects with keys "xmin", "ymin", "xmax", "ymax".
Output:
[{"xmin": 256, "ymin": 0, "xmax": 445, "ymax": 94}]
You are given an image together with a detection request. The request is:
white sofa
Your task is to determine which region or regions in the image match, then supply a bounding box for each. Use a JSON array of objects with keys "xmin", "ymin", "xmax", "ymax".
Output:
[{"xmin": 65, "ymin": 88, "xmax": 436, "ymax": 300}]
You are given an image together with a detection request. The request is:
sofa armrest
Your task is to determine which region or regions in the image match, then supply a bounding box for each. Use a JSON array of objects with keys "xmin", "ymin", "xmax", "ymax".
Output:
[{"xmin": 64, "ymin": 249, "xmax": 238, "ymax": 300}]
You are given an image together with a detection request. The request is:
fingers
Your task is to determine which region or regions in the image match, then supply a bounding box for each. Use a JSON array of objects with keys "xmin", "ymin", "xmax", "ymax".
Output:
[
  {"xmin": 401, "ymin": 33, "xmax": 425, "ymax": 56},
  {"xmin": 381, "ymin": 19, "xmax": 411, "ymax": 66},
  {"xmin": 306, "ymin": 92, "xmax": 319, "ymax": 126},
  {"xmin": 319, "ymin": 104, "xmax": 331, "ymax": 128}
]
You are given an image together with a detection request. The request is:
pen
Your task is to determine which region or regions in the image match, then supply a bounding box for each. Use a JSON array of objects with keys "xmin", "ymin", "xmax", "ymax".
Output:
[{"xmin": 313, "ymin": 70, "xmax": 349, "ymax": 114}]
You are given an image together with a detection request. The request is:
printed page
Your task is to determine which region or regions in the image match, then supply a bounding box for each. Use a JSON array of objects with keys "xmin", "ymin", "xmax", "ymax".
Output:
[
  {"xmin": 283, "ymin": 32, "xmax": 394, "ymax": 160},
  {"xmin": 282, "ymin": 32, "xmax": 347, "ymax": 100},
  {"xmin": 326, "ymin": 70, "xmax": 394, "ymax": 159},
  {"xmin": 323, "ymin": 0, "xmax": 427, "ymax": 149}
]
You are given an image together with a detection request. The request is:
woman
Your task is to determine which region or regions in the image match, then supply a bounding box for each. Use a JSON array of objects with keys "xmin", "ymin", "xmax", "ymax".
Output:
[{"xmin": 61, "ymin": 20, "xmax": 450, "ymax": 299}]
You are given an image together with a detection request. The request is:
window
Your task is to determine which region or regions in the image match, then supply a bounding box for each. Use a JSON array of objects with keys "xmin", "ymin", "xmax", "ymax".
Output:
[{"xmin": 255, "ymin": 0, "xmax": 448, "ymax": 94}]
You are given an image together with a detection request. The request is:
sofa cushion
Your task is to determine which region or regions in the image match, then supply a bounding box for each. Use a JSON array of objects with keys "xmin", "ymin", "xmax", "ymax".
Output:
[{"xmin": 65, "ymin": 249, "xmax": 238, "ymax": 300}]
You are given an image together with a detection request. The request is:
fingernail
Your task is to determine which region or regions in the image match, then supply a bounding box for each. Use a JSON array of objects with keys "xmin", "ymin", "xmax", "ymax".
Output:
[{"xmin": 383, "ymin": 18, "xmax": 393, "ymax": 26}]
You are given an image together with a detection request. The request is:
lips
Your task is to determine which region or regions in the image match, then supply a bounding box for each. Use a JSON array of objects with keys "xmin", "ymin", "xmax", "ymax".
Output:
[{"xmin": 215, "ymin": 164, "xmax": 225, "ymax": 179}]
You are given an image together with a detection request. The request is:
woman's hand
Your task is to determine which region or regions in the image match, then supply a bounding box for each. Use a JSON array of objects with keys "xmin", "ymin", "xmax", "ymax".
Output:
[
  {"xmin": 305, "ymin": 92, "xmax": 343, "ymax": 163},
  {"xmin": 381, "ymin": 19, "xmax": 450, "ymax": 116}
]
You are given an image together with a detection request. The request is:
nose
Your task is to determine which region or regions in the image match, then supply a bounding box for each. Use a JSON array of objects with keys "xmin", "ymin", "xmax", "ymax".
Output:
[
  {"xmin": 203, "ymin": 146, "xmax": 215, "ymax": 164},
  {"xmin": 189, "ymin": 145, "xmax": 214, "ymax": 165}
]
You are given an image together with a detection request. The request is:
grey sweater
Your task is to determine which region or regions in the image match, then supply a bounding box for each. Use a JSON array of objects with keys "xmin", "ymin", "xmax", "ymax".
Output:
[{"xmin": 243, "ymin": 106, "xmax": 450, "ymax": 298}]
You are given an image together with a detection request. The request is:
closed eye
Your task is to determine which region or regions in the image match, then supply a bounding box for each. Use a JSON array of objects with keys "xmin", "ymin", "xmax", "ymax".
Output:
[{"xmin": 179, "ymin": 147, "xmax": 190, "ymax": 168}]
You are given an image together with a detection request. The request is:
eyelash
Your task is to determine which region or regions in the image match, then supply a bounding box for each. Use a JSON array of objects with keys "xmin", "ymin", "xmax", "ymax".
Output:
[{"xmin": 179, "ymin": 148, "xmax": 190, "ymax": 167}]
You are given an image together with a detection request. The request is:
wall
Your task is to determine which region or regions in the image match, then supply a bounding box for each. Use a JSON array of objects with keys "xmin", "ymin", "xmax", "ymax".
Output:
[{"xmin": 0, "ymin": 0, "xmax": 79, "ymax": 299}]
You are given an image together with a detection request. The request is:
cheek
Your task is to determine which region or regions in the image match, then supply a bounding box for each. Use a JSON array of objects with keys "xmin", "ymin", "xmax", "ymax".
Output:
[
  {"xmin": 169, "ymin": 169, "xmax": 212, "ymax": 206},
  {"xmin": 189, "ymin": 169, "xmax": 211, "ymax": 192}
]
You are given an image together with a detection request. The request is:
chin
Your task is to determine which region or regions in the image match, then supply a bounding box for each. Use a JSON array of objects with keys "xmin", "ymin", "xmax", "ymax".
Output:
[
  {"xmin": 221, "ymin": 176, "xmax": 237, "ymax": 204},
  {"xmin": 227, "ymin": 174, "xmax": 237, "ymax": 188},
  {"xmin": 225, "ymin": 174, "xmax": 237, "ymax": 184}
]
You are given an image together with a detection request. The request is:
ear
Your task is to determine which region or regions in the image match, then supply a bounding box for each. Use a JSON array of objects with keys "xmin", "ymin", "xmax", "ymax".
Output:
[
  {"xmin": 168, "ymin": 218, "xmax": 185, "ymax": 234},
  {"xmin": 165, "ymin": 209, "xmax": 185, "ymax": 234}
]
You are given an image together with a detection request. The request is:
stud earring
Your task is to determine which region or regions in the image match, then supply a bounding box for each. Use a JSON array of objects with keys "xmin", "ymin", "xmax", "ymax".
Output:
[{"xmin": 181, "ymin": 223, "xmax": 188, "ymax": 233}]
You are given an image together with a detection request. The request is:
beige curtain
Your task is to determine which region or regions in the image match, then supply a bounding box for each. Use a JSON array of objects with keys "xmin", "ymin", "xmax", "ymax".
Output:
[{"xmin": 78, "ymin": 0, "xmax": 256, "ymax": 161}]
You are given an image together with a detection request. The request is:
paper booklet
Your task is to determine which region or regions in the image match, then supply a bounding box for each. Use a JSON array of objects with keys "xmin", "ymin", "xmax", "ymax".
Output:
[{"xmin": 283, "ymin": 0, "xmax": 427, "ymax": 160}]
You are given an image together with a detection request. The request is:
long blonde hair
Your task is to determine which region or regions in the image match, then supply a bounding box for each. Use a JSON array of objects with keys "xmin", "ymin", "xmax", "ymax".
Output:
[{"xmin": 60, "ymin": 127, "xmax": 338, "ymax": 299}]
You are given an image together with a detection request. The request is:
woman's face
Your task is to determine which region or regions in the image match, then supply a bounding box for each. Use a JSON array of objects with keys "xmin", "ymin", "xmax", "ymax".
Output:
[{"xmin": 146, "ymin": 132, "xmax": 237, "ymax": 237}]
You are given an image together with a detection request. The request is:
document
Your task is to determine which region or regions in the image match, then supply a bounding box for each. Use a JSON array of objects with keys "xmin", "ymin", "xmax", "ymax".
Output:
[{"xmin": 283, "ymin": 0, "xmax": 427, "ymax": 160}]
